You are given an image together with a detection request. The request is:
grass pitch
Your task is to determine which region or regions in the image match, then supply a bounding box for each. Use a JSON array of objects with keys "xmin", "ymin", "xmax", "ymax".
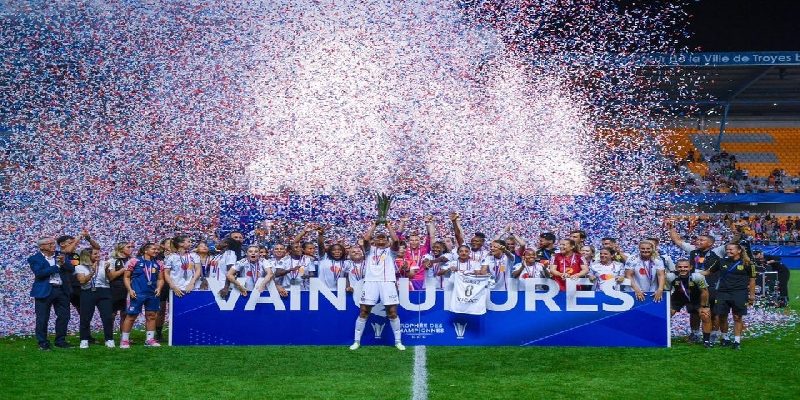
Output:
[{"xmin": 2, "ymin": 279, "xmax": 799, "ymax": 399}]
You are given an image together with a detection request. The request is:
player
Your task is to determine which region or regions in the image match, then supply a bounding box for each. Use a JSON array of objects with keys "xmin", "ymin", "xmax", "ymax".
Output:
[
  {"xmin": 481, "ymin": 240, "xmax": 515, "ymax": 291},
  {"xmin": 549, "ymin": 239, "xmax": 587, "ymax": 291},
  {"xmin": 120, "ymin": 243, "xmax": 165, "ymax": 348},
  {"xmin": 512, "ymin": 248, "xmax": 548, "ymax": 291},
  {"xmin": 587, "ymin": 247, "xmax": 625, "ymax": 292},
  {"xmin": 624, "ymin": 240, "xmax": 665, "ymax": 302},
  {"xmin": 350, "ymin": 220, "xmax": 405, "ymax": 351}
]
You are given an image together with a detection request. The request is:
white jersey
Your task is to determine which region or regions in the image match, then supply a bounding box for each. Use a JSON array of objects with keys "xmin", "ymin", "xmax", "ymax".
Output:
[
  {"xmin": 424, "ymin": 253, "xmax": 452, "ymax": 290},
  {"xmin": 481, "ymin": 254, "xmax": 514, "ymax": 291},
  {"xmin": 317, "ymin": 255, "xmax": 348, "ymax": 290},
  {"xmin": 275, "ymin": 255, "xmax": 315, "ymax": 289},
  {"xmin": 231, "ymin": 258, "xmax": 270, "ymax": 291},
  {"xmin": 165, "ymin": 252, "xmax": 200, "ymax": 291},
  {"xmin": 451, "ymin": 247, "xmax": 489, "ymax": 264},
  {"xmin": 208, "ymin": 250, "xmax": 237, "ymax": 283},
  {"xmin": 266, "ymin": 256, "xmax": 291, "ymax": 287},
  {"xmin": 513, "ymin": 261, "xmax": 548, "ymax": 291},
  {"xmin": 345, "ymin": 259, "xmax": 366, "ymax": 284},
  {"xmin": 365, "ymin": 247, "xmax": 396, "ymax": 282},
  {"xmin": 625, "ymin": 257, "xmax": 665, "ymax": 292},
  {"xmin": 74, "ymin": 264, "xmax": 110, "ymax": 290},
  {"xmin": 449, "ymin": 273, "xmax": 489, "ymax": 315},
  {"xmin": 589, "ymin": 261, "xmax": 625, "ymax": 292},
  {"xmin": 444, "ymin": 258, "xmax": 482, "ymax": 274}
]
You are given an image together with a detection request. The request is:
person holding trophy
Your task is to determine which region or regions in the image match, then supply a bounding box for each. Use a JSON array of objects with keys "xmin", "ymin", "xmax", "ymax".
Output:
[{"xmin": 349, "ymin": 193, "xmax": 406, "ymax": 351}]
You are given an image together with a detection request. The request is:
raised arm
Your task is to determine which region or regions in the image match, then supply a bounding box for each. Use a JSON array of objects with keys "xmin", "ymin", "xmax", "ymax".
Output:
[
  {"xmin": 292, "ymin": 224, "xmax": 314, "ymax": 245},
  {"xmin": 396, "ymin": 216, "xmax": 408, "ymax": 239},
  {"xmin": 666, "ymin": 219, "xmax": 685, "ymax": 247},
  {"xmin": 450, "ymin": 212, "xmax": 464, "ymax": 246},
  {"xmin": 363, "ymin": 220, "xmax": 378, "ymax": 245},
  {"xmin": 386, "ymin": 221, "xmax": 400, "ymax": 251},
  {"xmin": 81, "ymin": 228, "xmax": 101, "ymax": 250},
  {"xmin": 425, "ymin": 215, "xmax": 436, "ymax": 246}
]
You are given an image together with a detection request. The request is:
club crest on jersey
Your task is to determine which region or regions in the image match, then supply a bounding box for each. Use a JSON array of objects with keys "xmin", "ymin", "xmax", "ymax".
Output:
[
  {"xmin": 371, "ymin": 323, "xmax": 385, "ymax": 339},
  {"xmin": 453, "ymin": 322, "xmax": 467, "ymax": 339},
  {"xmin": 737, "ymin": 265, "xmax": 744, "ymax": 270}
]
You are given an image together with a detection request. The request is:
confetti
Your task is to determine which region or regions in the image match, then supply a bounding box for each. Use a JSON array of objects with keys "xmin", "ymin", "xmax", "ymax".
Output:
[{"xmin": 3, "ymin": 1, "xmax": 777, "ymax": 338}]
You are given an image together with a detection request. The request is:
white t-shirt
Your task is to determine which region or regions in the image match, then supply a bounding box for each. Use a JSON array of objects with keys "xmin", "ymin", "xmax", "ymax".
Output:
[
  {"xmin": 481, "ymin": 254, "xmax": 514, "ymax": 291},
  {"xmin": 276, "ymin": 255, "xmax": 315, "ymax": 288},
  {"xmin": 513, "ymin": 261, "xmax": 548, "ymax": 291},
  {"xmin": 449, "ymin": 273, "xmax": 489, "ymax": 315},
  {"xmin": 624, "ymin": 257, "xmax": 665, "ymax": 292},
  {"xmin": 444, "ymin": 258, "xmax": 482, "ymax": 274},
  {"xmin": 589, "ymin": 261, "xmax": 624, "ymax": 291},
  {"xmin": 74, "ymin": 264, "xmax": 110, "ymax": 290},
  {"xmin": 365, "ymin": 247, "xmax": 397, "ymax": 282},
  {"xmin": 209, "ymin": 250, "xmax": 237, "ymax": 283},
  {"xmin": 345, "ymin": 259, "xmax": 367, "ymax": 284},
  {"xmin": 318, "ymin": 255, "xmax": 348, "ymax": 290},
  {"xmin": 231, "ymin": 258, "xmax": 270, "ymax": 291},
  {"xmin": 424, "ymin": 253, "xmax": 452, "ymax": 290},
  {"xmin": 451, "ymin": 247, "xmax": 489, "ymax": 264},
  {"xmin": 267, "ymin": 256, "xmax": 291, "ymax": 287},
  {"xmin": 164, "ymin": 252, "xmax": 200, "ymax": 291}
]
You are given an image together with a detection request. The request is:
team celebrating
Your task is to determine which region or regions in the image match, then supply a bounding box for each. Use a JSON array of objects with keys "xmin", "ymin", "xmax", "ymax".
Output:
[{"xmin": 30, "ymin": 213, "xmax": 774, "ymax": 351}]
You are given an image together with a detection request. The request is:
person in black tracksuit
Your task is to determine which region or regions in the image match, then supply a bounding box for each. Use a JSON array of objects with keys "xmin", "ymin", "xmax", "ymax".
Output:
[
  {"xmin": 687, "ymin": 238, "xmax": 722, "ymax": 342},
  {"xmin": 702, "ymin": 242, "xmax": 756, "ymax": 350}
]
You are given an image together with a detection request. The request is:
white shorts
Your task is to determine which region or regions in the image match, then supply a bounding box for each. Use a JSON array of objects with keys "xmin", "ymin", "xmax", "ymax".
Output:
[{"xmin": 360, "ymin": 281, "xmax": 399, "ymax": 306}]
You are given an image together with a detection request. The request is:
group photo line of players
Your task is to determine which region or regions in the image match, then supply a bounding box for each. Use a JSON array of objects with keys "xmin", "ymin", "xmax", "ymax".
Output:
[{"xmin": 29, "ymin": 213, "xmax": 779, "ymax": 351}]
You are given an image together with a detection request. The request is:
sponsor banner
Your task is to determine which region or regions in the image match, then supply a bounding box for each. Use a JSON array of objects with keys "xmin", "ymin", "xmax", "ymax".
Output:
[{"xmin": 171, "ymin": 278, "xmax": 669, "ymax": 347}]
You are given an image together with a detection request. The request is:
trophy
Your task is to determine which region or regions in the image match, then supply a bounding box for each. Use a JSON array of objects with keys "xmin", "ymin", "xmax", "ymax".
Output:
[{"xmin": 375, "ymin": 193, "xmax": 393, "ymax": 226}]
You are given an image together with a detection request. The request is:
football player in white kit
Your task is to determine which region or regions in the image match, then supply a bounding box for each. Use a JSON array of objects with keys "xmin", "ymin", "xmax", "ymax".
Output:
[{"xmin": 350, "ymin": 221, "xmax": 405, "ymax": 351}]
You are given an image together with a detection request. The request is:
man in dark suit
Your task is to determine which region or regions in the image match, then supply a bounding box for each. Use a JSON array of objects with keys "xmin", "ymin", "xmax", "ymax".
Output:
[{"xmin": 29, "ymin": 237, "xmax": 74, "ymax": 350}]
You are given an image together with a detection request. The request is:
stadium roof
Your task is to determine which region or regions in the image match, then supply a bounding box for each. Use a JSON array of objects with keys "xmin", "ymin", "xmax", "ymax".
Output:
[{"xmin": 646, "ymin": 51, "xmax": 800, "ymax": 118}]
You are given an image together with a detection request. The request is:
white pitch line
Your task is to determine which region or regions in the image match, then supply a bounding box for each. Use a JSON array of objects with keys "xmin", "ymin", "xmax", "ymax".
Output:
[{"xmin": 412, "ymin": 345, "xmax": 428, "ymax": 400}]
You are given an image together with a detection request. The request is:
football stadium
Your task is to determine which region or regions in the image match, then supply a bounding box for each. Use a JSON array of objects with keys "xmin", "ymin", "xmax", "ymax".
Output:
[{"xmin": 1, "ymin": 1, "xmax": 799, "ymax": 399}]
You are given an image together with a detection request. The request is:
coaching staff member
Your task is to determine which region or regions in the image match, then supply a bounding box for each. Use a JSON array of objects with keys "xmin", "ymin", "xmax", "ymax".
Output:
[{"xmin": 29, "ymin": 237, "xmax": 74, "ymax": 350}]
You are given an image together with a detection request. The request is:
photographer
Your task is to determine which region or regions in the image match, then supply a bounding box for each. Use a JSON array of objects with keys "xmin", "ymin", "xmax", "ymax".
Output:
[{"xmin": 753, "ymin": 250, "xmax": 790, "ymax": 307}]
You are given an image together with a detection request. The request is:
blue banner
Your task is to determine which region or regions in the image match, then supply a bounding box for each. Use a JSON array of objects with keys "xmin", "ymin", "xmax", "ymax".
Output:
[
  {"xmin": 671, "ymin": 193, "xmax": 800, "ymax": 204},
  {"xmin": 170, "ymin": 279, "xmax": 670, "ymax": 347},
  {"xmin": 637, "ymin": 52, "xmax": 800, "ymax": 67}
]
